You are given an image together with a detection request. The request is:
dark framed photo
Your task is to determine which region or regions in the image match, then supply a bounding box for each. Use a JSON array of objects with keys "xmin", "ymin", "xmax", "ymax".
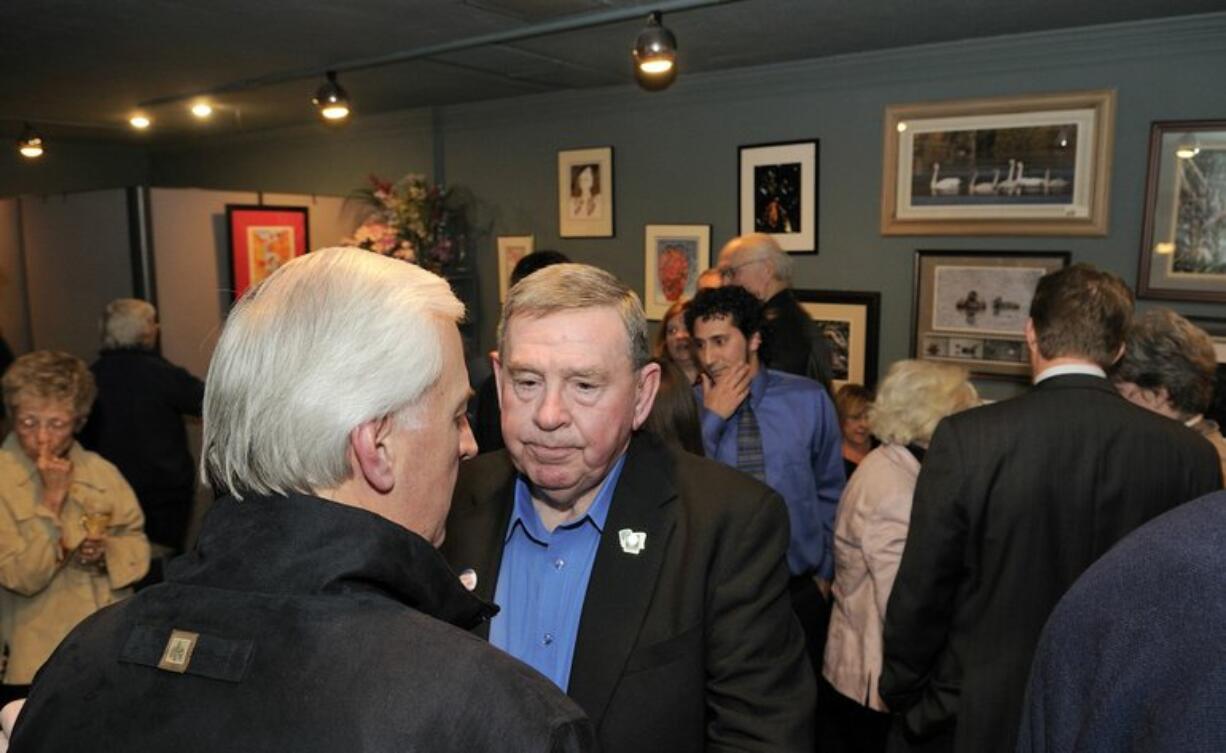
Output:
[
  {"xmin": 739, "ymin": 140, "xmax": 818, "ymax": 254},
  {"xmin": 643, "ymin": 224, "xmax": 711, "ymax": 321},
  {"xmin": 794, "ymin": 289, "xmax": 881, "ymax": 390},
  {"xmin": 881, "ymin": 90, "xmax": 1115, "ymax": 236},
  {"xmin": 912, "ymin": 250, "xmax": 1069, "ymax": 380},
  {"xmin": 1137, "ymin": 120, "xmax": 1226, "ymax": 302},
  {"xmin": 558, "ymin": 146, "xmax": 614, "ymax": 238},
  {"xmin": 225, "ymin": 204, "xmax": 309, "ymax": 300}
]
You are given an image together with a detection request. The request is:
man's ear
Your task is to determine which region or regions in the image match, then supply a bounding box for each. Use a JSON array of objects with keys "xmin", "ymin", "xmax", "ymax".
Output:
[
  {"xmin": 631, "ymin": 361, "xmax": 662, "ymax": 431},
  {"xmin": 350, "ymin": 417, "xmax": 395, "ymax": 494},
  {"xmin": 748, "ymin": 330, "xmax": 762, "ymax": 355},
  {"xmin": 1024, "ymin": 318, "xmax": 1039, "ymax": 353},
  {"xmin": 1111, "ymin": 342, "xmax": 1126, "ymax": 366}
]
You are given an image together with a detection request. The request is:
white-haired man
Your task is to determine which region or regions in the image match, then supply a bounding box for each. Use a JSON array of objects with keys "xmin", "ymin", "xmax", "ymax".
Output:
[
  {"xmin": 11, "ymin": 248, "xmax": 595, "ymax": 752},
  {"xmin": 443, "ymin": 263, "xmax": 815, "ymax": 752},
  {"xmin": 717, "ymin": 233, "xmax": 833, "ymax": 390}
]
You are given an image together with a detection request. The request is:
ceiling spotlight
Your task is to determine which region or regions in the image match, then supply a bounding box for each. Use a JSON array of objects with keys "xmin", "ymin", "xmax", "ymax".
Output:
[
  {"xmin": 17, "ymin": 124, "xmax": 44, "ymax": 159},
  {"xmin": 1176, "ymin": 133, "xmax": 1200, "ymax": 160},
  {"xmin": 313, "ymin": 71, "xmax": 351, "ymax": 121},
  {"xmin": 129, "ymin": 115, "xmax": 151, "ymax": 130},
  {"xmin": 633, "ymin": 11, "xmax": 677, "ymax": 91},
  {"xmin": 190, "ymin": 102, "xmax": 214, "ymax": 119}
]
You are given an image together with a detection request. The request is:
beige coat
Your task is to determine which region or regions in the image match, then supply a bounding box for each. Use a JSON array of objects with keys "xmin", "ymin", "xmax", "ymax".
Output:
[
  {"xmin": 0, "ymin": 434, "xmax": 149, "ymax": 684},
  {"xmin": 822, "ymin": 443, "xmax": 918, "ymax": 711}
]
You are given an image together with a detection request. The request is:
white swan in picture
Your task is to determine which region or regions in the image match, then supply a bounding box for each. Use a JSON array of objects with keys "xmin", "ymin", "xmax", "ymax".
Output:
[
  {"xmin": 970, "ymin": 168, "xmax": 1000, "ymax": 195},
  {"xmin": 1043, "ymin": 168, "xmax": 1071, "ymax": 194},
  {"xmin": 1015, "ymin": 161, "xmax": 1046, "ymax": 193},
  {"xmin": 996, "ymin": 159, "xmax": 1019, "ymax": 195},
  {"xmin": 931, "ymin": 162, "xmax": 962, "ymax": 195}
]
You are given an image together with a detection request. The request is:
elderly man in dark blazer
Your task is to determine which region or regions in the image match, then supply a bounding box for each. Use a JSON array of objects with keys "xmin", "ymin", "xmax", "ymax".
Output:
[
  {"xmin": 443, "ymin": 263, "xmax": 815, "ymax": 752},
  {"xmin": 880, "ymin": 263, "xmax": 1221, "ymax": 753}
]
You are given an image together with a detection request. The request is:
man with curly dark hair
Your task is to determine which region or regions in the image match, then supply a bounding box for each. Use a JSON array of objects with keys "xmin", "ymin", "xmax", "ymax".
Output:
[{"xmin": 686, "ymin": 285, "xmax": 844, "ymax": 679}]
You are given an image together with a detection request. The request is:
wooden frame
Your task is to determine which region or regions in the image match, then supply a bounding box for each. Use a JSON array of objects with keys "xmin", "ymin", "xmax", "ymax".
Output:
[
  {"xmin": 496, "ymin": 235, "xmax": 534, "ymax": 302},
  {"xmin": 558, "ymin": 146, "xmax": 614, "ymax": 238},
  {"xmin": 738, "ymin": 140, "xmax": 818, "ymax": 254},
  {"xmin": 1136, "ymin": 120, "xmax": 1226, "ymax": 302},
  {"xmin": 643, "ymin": 224, "xmax": 711, "ymax": 320},
  {"xmin": 912, "ymin": 250, "xmax": 1069, "ymax": 380},
  {"xmin": 795, "ymin": 289, "xmax": 881, "ymax": 390},
  {"xmin": 225, "ymin": 204, "xmax": 309, "ymax": 300},
  {"xmin": 881, "ymin": 90, "xmax": 1115, "ymax": 236}
]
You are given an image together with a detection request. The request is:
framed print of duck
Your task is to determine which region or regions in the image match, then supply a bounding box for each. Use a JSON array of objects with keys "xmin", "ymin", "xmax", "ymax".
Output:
[{"xmin": 880, "ymin": 90, "xmax": 1115, "ymax": 236}]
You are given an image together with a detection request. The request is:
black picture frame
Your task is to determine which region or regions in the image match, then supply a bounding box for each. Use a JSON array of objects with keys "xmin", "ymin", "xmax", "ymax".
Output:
[
  {"xmin": 738, "ymin": 139, "xmax": 819, "ymax": 254},
  {"xmin": 794, "ymin": 289, "xmax": 881, "ymax": 388}
]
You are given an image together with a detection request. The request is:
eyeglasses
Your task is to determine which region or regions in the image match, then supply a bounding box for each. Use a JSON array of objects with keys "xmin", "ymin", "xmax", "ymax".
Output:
[
  {"xmin": 14, "ymin": 415, "xmax": 75, "ymax": 434},
  {"xmin": 718, "ymin": 258, "xmax": 763, "ymax": 279}
]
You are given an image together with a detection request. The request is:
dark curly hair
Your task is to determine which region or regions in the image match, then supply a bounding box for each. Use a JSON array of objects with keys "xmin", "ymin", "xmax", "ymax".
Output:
[{"xmin": 684, "ymin": 285, "xmax": 763, "ymax": 340}]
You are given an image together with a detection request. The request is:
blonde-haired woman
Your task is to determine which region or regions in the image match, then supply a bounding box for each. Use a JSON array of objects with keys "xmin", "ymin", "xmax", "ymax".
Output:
[{"xmin": 821, "ymin": 360, "xmax": 978, "ymax": 752}]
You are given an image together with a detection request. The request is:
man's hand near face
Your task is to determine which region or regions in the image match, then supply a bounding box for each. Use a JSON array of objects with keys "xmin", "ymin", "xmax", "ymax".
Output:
[{"xmin": 701, "ymin": 363, "xmax": 751, "ymax": 420}]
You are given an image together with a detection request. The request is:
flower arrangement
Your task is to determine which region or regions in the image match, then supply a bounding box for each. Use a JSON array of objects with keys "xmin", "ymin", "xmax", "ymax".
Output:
[{"xmin": 344, "ymin": 174, "xmax": 471, "ymax": 272}]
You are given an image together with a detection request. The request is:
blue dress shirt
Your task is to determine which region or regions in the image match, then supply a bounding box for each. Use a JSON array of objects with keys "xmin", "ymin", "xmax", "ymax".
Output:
[
  {"xmin": 698, "ymin": 368, "xmax": 845, "ymax": 578},
  {"xmin": 490, "ymin": 454, "xmax": 626, "ymax": 691}
]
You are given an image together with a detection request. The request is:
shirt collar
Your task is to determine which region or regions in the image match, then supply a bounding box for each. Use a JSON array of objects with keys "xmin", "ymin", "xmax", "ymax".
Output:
[
  {"xmin": 507, "ymin": 452, "xmax": 628, "ymax": 543},
  {"xmin": 747, "ymin": 365, "xmax": 769, "ymax": 408},
  {"xmin": 1033, "ymin": 363, "xmax": 1106, "ymax": 384}
]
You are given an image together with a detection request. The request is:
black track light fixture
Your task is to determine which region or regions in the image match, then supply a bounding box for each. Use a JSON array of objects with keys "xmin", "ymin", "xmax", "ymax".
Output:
[
  {"xmin": 313, "ymin": 71, "xmax": 351, "ymax": 121},
  {"xmin": 633, "ymin": 11, "xmax": 678, "ymax": 91},
  {"xmin": 18, "ymin": 123, "xmax": 44, "ymax": 158}
]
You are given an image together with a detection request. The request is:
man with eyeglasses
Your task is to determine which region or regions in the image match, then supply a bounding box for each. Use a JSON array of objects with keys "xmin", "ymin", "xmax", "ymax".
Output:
[{"xmin": 716, "ymin": 233, "xmax": 834, "ymax": 392}]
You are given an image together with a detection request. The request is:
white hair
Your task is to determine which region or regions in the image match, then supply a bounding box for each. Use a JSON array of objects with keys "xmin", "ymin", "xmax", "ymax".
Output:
[
  {"xmin": 201, "ymin": 247, "xmax": 464, "ymax": 498},
  {"xmin": 727, "ymin": 233, "xmax": 792, "ymax": 285},
  {"xmin": 101, "ymin": 298, "xmax": 156, "ymax": 350}
]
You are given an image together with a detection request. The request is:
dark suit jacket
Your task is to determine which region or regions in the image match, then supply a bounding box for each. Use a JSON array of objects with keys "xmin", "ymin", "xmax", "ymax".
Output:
[
  {"xmin": 443, "ymin": 433, "xmax": 817, "ymax": 753},
  {"xmin": 761, "ymin": 288, "xmax": 834, "ymax": 392},
  {"xmin": 880, "ymin": 374, "xmax": 1222, "ymax": 753}
]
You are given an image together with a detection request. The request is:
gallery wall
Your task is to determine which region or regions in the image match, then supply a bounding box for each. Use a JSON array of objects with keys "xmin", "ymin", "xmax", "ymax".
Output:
[{"xmin": 6, "ymin": 12, "xmax": 1225, "ymax": 398}]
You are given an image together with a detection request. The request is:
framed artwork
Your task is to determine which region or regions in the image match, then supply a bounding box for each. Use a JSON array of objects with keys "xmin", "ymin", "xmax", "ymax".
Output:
[
  {"xmin": 1187, "ymin": 315, "xmax": 1226, "ymax": 364},
  {"xmin": 225, "ymin": 204, "xmax": 309, "ymax": 300},
  {"xmin": 643, "ymin": 224, "xmax": 711, "ymax": 320},
  {"xmin": 795, "ymin": 290, "xmax": 881, "ymax": 390},
  {"xmin": 739, "ymin": 140, "xmax": 818, "ymax": 253},
  {"xmin": 496, "ymin": 235, "xmax": 534, "ymax": 302},
  {"xmin": 912, "ymin": 250, "xmax": 1069, "ymax": 379},
  {"xmin": 881, "ymin": 90, "xmax": 1115, "ymax": 236},
  {"xmin": 1136, "ymin": 120, "xmax": 1226, "ymax": 302},
  {"xmin": 558, "ymin": 146, "xmax": 614, "ymax": 238}
]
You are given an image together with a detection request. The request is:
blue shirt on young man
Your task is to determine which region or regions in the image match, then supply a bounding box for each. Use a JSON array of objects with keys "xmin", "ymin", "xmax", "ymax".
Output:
[
  {"xmin": 489, "ymin": 454, "xmax": 626, "ymax": 691},
  {"xmin": 698, "ymin": 368, "xmax": 844, "ymax": 579}
]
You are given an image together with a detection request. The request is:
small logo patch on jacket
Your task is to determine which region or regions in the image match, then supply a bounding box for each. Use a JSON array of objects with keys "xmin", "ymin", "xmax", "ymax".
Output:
[{"xmin": 157, "ymin": 629, "xmax": 200, "ymax": 673}]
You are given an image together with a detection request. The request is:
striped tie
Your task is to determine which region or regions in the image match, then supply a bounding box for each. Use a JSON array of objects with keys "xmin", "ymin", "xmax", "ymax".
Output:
[{"xmin": 736, "ymin": 401, "xmax": 766, "ymax": 482}]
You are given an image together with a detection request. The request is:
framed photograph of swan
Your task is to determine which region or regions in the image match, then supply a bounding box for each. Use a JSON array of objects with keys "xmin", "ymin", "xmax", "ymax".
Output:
[
  {"xmin": 881, "ymin": 90, "xmax": 1115, "ymax": 236},
  {"xmin": 1137, "ymin": 120, "xmax": 1226, "ymax": 302},
  {"xmin": 912, "ymin": 250, "xmax": 1069, "ymax": 379},
  {"xmin": 795, "ymin": 290, "xmax": 881, "ymax": 390},
  {"xmin": 558, "ymin": 146, "xmax": 614, "ymax": 238},
  {"xmin": 643, "ymin": 224, "xmax": 711, "ymax": 320},
  {"xmin": 496, "ymin": 235, "xmax": 533, "ymax": 302},
  {"xmin": 739, "ymin": 140, "xmax": 818, "ymax": 253}
]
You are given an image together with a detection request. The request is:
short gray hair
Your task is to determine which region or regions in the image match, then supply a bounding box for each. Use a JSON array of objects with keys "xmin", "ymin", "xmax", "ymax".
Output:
[
  {"xmin": 727, "ymin": 233, "xmax": 792, "ymax": 285},
  {"xmin": 497, "ymin": 263, "xmax": 650, "ymax": 369},
  {"xmin": 1112, "ymin": 308, "xmax": 1217, "ymax": 417},
  {"xmin": 202, "ymin": 247, "xmax": 464, "ymax": 498},
  {"xmin": 101, "ymin": 298, "xmax": 156, "ymax": 350},
  {"xmin": 870, "ymin": 360, "xmax": 978, "ymax": 446}
]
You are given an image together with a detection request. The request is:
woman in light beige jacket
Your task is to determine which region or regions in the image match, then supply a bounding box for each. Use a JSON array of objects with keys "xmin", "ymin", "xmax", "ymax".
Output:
[
  {"xmin": 0, "ymin": 352, "xmax": 149, "ymax": 702},
  {"xmin": 821, "ymin": 360, "xmax": 977, "ymax": 752}
]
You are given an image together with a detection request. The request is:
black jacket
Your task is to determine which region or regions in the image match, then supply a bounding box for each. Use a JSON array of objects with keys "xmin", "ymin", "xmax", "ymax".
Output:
[
  {"xmin": 12, "ymin": 493, "xmax": 595, "ymax": 753},
  {"xmin": 761, "ymin": 289, "xmax": 833, "ymax": 392}
]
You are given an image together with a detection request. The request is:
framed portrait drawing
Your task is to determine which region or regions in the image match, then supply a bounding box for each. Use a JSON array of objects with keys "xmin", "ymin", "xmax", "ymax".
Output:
[
  {"xmin": 643, "ymin": 224, "xmax": 711, "ymax": 320},
  {"xmin": 739, "ymin": 140, "xmax": 818, "ymax": 254},
  {"xmin": 881, "ymin": 90, "xmax": 1115, "ymax": 236},
  {"xmin": 558, "ymin": 146, "xmax": 614, "ymax": 238},
  {"xmin": 1137, "ymin": 120, "xmax": 1226, "ymax": 302},
  {"xmin": 912, "ymin": 250, "xmax": 1069, "ymax": 379},
  {"xmin": 225, "ymin": 204, "xmax": 309, "ymax": 300},
  {"xmin": 496, "ymin": 235, "xmax": 534, "ymax": 302},
  {"xmin": 795, "ymin": 290, "xmax": 881, "ymax": 391}
]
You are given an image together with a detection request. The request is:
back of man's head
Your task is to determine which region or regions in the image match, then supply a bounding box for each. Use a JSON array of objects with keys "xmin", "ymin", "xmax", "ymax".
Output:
[
  {"xmin": 1113, "ymin": 308, "xmax": 1217, "ymax": 417},
  {"xmin": 510, "ymin": 250, "xmax": 570, "ymax": 286},
  {"xmin": 202, "ymin": 247, "xmax": 463, "ymax": 498},
  {"xmin": 1029, "ymin": 263, "xmax": 1133, "ymax": 369},
  {"xmin": 101, "ymin": 298, "xmax": 157, "ymax": 350},
  {"xmin": 498, "ymin": 262, "xmax": 649, "ymax": 370},
  {"xmin": 724, "ymin": 233, "xmax": 792, "ymax": 286},
  {"xmin": 685, "ymin": 285, "xmax": 764, "ymax": 341}
]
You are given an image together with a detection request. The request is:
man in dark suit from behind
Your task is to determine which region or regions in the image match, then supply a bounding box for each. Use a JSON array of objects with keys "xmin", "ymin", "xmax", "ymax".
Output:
[
  {"xmin": 443, "ymin": 263, "xmax": 815, "ymax": 752},
  {"xmin": 880, "ymin": 263, "xmax": 1222, "ymax": 753}
]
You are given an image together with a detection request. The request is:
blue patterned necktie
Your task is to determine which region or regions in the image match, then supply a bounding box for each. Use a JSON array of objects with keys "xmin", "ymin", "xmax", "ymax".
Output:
[{"xmin": 736, "ymin": 400, "xmax": 766, "ymax": 482}]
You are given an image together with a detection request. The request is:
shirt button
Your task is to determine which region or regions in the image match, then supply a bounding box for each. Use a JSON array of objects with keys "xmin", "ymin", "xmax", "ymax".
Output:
[
  {"xmin": 553, "ymin": 558, "xmax": 565, "ymax": 570},
  {"xmin": 542, "ymin": 633, "xmax": 554, "ymax": 646}
]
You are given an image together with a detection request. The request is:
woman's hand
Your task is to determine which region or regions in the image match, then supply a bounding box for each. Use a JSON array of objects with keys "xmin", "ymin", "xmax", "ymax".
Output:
[
  {"xmin": 76, "ymin": 537, "xmax": 106, "ymax": 566},
  {"xmin": 37, "ymin": 442, "xmax": 73, "ymax": 516}
]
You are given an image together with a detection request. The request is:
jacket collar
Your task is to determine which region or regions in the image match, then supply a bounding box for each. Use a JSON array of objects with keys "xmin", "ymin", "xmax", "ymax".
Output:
[{"xmin": 167, "ymin": 492, "xmax": 497, "ymax": 630}]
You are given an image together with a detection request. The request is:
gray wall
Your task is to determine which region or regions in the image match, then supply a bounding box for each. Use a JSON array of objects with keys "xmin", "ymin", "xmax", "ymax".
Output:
[{"xmin": 0, "ymin": 141, "xmax": 150, "ymax": 198}]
